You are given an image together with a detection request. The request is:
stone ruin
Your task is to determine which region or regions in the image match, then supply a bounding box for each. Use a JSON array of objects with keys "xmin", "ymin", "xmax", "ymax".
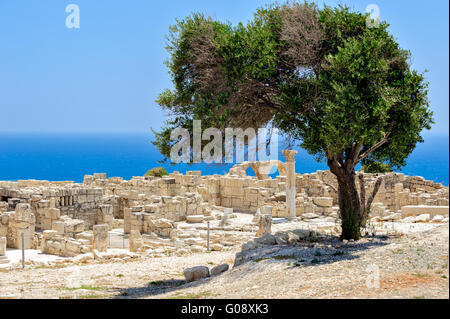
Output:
[{"xmin": 0, "ymin": 151, "xmax": 448, "ymax": 261}]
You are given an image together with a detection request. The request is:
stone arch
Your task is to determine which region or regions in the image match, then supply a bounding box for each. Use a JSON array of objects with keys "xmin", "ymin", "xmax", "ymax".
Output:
[{"xmin": 228, "ymin": 160, "xmax": 286, "ymax": 180}]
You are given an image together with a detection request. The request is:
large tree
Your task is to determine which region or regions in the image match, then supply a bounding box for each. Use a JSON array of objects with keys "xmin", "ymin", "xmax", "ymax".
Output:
[{"xmin": 154, "ymin": 2, "xmax": 433, "ymax": 240}]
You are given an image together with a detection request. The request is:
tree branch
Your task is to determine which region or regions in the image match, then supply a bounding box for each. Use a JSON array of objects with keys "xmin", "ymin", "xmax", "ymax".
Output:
[{"xmin": 357, "ymin": 123, "xmax": 394, "ymax": 164}]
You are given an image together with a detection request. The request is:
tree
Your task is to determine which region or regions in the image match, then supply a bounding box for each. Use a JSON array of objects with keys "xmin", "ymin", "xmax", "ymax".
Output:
[{"xmin": 154, "ymin": 2, "xmax": 433, "ymax": 240}]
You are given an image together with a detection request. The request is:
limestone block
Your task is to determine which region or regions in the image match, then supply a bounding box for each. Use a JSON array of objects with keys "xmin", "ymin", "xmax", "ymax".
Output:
[
  {"xmin": 154, "ymin": 218, "xmax": 173, "ymax": 228},
  {"xmin": 66, "ymin": 240, "xmax": 82, "ymax": 254},
  {"xmin": 312, "ymin": 197, "xmax": 333, "ymax": 207},
  {"xmin": 380, "ymin": 213, "xmax": 402, "ymax": 221},
  {"xmin": 187, "ymin": 215, "xmax": 204, "ymax": 223},
  {"xmin": 0, "ymin": 236, "xmax": 6, "ymax": 255},
  {"xmin": 401, "ymin": 205, "xmax": 449, "ymax": 217},
  {"xmin": 14, "ymin": 203, "xmax": 35, "ymax": 223},
  {"xmin": 183, "ymin": 266, "xmax": 210, "ymax": 282},
  {"xmin": 129, "ymin": 230, "xmax": 143, "ymax": 252},
  {"xmin": 93, "ymin": 173, "xmax": 107, "ymax": 180},
  {"xmin": 210, "ymin": 264, "xmax": 229, "ymax": 276},
  {"xmin": 73, "ymin": 253, "xmax": 94, "ymax": 264},
  {"xmin": 414, "ymin": 214, "xmax": 430, "ymax": 223},
  {"xmin": 52, "ymin": 221, "xmax": 65, "ymax": 235},
  {"xmin": 211, "ymin": 243, "xmax": 223, "ymax": 251},
  {"xmin": 93, "ymin": 224, "xmax": 108, "ymax": 252},
  {"xmin": 256, "ymin": 213, "xmax": 272, "ymax": 237},
  {"xmin": 64, "ymin": 219, "xmax": 85, "ymax": 234},
  {"xmin": 45, "ymin": 208, "xmax": 60, "ymax": 220},
  {"xmin": 432, "ymin": 215, "xmax": 445, "ymax": 223},
  {"xmin": 302, "ymin": 213, "xmax": 319, "ymax": 220},
  {"xmin": 43, "ymin": 230, "xmax": 58, "ymax": 240}
]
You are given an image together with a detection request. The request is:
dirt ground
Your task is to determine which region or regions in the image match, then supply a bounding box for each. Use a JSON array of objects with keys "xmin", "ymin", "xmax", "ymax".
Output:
[{"xmin": 0, "ymin": 224, "xmax": 448, "ymax": 299}]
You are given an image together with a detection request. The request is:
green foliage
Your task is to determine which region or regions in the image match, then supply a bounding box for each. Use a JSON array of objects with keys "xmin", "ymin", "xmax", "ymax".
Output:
[
  {"xmin": 154, "ymin": 2, "xmax": 433, "ymax": 170},
  {"xmin": 145, "ymin": 167, "xmax": 168, "ymax": 178},
  {"xmin": 362, "ymin": 161, "xmax": 393, "ymax": 173}
]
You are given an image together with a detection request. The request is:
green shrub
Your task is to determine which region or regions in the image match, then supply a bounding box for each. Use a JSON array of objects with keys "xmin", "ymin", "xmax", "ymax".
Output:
[{"xmin": 145, "ymin": 167, "xmax": 168, "ymax": 178}]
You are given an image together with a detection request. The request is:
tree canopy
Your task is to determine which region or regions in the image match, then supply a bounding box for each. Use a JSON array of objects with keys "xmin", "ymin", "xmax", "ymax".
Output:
[{"xmin": 154, "ymin": 1, "xmax": 433, "ymax": 239}]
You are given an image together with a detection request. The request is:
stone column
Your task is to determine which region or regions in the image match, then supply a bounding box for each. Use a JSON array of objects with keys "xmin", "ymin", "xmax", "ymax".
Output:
[
  {"xmin": 93, "ymin": 224, "xmax": 108, "ymax": 252},
  {"xmin": 282, "ymin": 150, "xmax": 298, "ymax": 220}
]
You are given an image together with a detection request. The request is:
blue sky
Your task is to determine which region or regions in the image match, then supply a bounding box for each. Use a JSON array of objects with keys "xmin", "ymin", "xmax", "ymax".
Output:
[{"xmin": 0, "ymin": 0, "xmax": 448, "ymax": 134}]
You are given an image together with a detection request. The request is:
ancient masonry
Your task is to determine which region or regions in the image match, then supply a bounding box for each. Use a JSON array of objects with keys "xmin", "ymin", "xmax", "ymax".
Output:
[{"xmin": 0, "ymin": 151, "xmax": 448, "ymax": 259}]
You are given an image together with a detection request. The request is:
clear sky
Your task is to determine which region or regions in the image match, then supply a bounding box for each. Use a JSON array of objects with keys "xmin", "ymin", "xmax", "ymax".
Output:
[{"xmin": 0, "ymin": 0, "xmax": 448, "ymax": 134}]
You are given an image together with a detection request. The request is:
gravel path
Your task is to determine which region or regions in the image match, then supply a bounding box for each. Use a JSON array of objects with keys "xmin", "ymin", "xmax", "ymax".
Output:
[{"xmin": 0, "ymin": 224, "xmax": 448, "ymax": 299}]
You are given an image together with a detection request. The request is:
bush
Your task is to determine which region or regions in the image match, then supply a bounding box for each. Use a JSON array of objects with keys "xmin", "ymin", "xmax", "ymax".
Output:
[
  {"xmin": 145, "ymin": 167, "xmax": 168, "ymax": 178},
  {"xmin": 361, "ymin": 161, "xmax": 393, "ymax": 173}
]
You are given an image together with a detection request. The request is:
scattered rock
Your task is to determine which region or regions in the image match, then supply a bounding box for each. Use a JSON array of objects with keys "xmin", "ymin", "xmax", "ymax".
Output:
[
  {"xmin": 414, "ymin": 214, "xmax": 431, "ymax": 223},
  {"xmin": 254, "ymin": 233, "xmax": 277, "ymax": 245},
  {"xmin": 210, "ymin": 264, "xmax": 229, "ymax": 276},
  {"xmin": 183, "ymin": 266, "xmax": 210, "ymax": 282},
  {"xmin": 432, "ymin": 215, "xmax": 444, "ymax": 223},
  {"xmin": 381, "ymin": 213, "xmax": 402, "ymax": 221},
  {"xmin": 302, "ymin": 213, "xmax": 319, "ymax": 220},
  {"xmin": 402, "ymin": 216, "xmax": 415, "ymax": 223},
  {"xmin": 313, "ymin": 197, "xmax": 333, "ymax": 207},
  {"xmin": 186, "ymin": 215, "xmax": 204, "ymax": 223},
  {"xmin": 72, "ymin": 253, "xmax": 94, "ymax": 264},
  {"xmin": 211, "ymin": 243, "xmax": 223, "ymax": 251}
]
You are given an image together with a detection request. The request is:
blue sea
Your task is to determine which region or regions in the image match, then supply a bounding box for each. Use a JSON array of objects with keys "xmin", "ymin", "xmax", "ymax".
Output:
[{"xmin": 0, "ymin": 132, "xmax": 448, "ymax": 186}]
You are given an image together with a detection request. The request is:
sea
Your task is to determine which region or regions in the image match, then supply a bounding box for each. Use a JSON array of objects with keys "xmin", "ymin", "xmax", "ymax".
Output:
[{"xmin": 0, "ymin": 132, "xmax": 448, "ymax": 186}]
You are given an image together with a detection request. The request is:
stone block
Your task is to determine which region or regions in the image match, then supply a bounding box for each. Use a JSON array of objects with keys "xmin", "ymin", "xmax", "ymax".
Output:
[
  {"xmin": 183, "ymin": 266, "xmax": 210, "ymax": 282},
  {"xmin": 93, "ymin": 224, "xmax": 108, "ymax": 252}
]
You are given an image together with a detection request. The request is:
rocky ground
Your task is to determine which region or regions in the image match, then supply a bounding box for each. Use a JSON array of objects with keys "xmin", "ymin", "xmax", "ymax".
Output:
[{"xmin": 0, "ymin": 222, "xmax": 448, "ymax": 299}]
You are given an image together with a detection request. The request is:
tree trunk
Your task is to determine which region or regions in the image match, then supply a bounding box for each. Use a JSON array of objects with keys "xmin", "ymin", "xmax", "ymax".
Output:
[{"xmin": 336, "ymin": 171, "xmax": 362, "ymax": 240}]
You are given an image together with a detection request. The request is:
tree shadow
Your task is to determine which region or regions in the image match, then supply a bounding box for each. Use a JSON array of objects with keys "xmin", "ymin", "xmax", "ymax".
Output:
[
  {"xmin": 233, "ymin": 231, "xmax": 392, "ymax": 271},
  {"xmin": 112, "ymin": 276, "xmax": 216, "ymax": 299},
  {"xmin": 111, "ymin": 230, "xmax": 392, "ymax": 299}
]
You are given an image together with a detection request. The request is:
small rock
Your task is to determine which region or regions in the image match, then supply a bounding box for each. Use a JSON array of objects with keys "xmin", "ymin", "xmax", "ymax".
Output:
[
  {"xmin": 183, "ymin": 266, "xmax": 210, "ymax": 283},
  {"xmin": 401, "ymin": 216, "xmax": 415, "ymax": 223},
  {"xmin": 241, "ymin": 240, "xmax": 259, "ymax": 252},
  {"xmin": 381, "ymin": 213, "xmax": 402, "ymax": 221},
  {"xmin": 72, "ymin": 253, "xmax": 94, "ymax": 264},
  {"xmin": 190, "ymin": 245, "xmax": 206, "ymax": 253},
  {"xmin": 186, "ymin": 215, "xmax": 205, "ymax": 223},
  {"xmin": 210, "ymin": 264, "xmax": 229, "ymax": 276},
  {"xmin": 254, "ymin": 233, "xmax": 277, "ymax": 245},
  {"xmin": 211, "ymin": 243, "xmax": 223, "ymax": 251},
  {"xmin": 414, "ymin": 214, "xmax": 430, "ymax": 223},
  {"xmin": 432, "ymin": 215, "xmax": 444, "ymax": 223},
  {"xmin": 302, "ymin": 213, "xmax": 319, "ymax": 220},
  {"xmin": 92, "ymin": 249, "xmax": 103, "ymax": 260}
]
